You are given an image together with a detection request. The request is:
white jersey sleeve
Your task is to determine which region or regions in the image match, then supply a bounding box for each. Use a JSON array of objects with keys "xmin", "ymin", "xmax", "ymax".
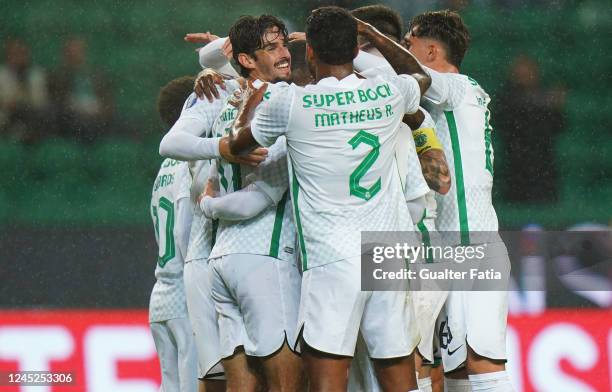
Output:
[
  {"xmin": 423, "ymin": 66, "xmax": 467, "ymax": 110},
  {"xmin": 198, "ymin": 37, "xmax": 240, "ymax": 77},
  {"xmin": 250, "ymin": 83, "xmax": 294, "ymax": 147},
  {"xmin": 356, "ymin": 53, "xmax": 421, "ymax": 116},
  {"xmin": 159, "ymin": 88, "xmax": 236, "ymax": 160},
  {"xmin": 200, "ymin": 183, "xmax": 273, "ymax": 221},
  {"xmin": 378, "ymin": 73, "xmax": 421, "ymax": 115},
  {"xmin": 353, "ymin": 50, "xmax": 395, "ymax": 76},
  {"xmin": 395, "ymin": 122, "xmax": 429, "ymax": 201}
]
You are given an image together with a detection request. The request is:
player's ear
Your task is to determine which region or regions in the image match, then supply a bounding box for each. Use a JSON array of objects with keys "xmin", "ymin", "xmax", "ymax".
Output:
[
  {"xmin": 237, "ymin": 53, "xmax": 256, "ymax": 73},
  {"xmin": 306, "ymin": 44, "xmax": 315, "ymax": 63},
  {"xmin": 427, "ymin": 44, "xmax": 437, "ymax": 63}
]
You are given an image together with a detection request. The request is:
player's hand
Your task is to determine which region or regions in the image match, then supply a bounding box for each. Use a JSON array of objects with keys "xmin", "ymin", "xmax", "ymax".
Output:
[
  {"xmin": 196, "ymin": 176, "xmax": 219, "ymax": 207},
  {"xmin": 219, "ymin": 137, "xmax": 268, "ymax": 166},
  {"xmin": 204, "ymin": 176, "xmax": 219, "ymax": 198},
  {"xmin": 184, "ymin": 32, "xmax": 220, "ymax": 44},
  {"xmin": 221, "ymin": 38, "xmax": 233, "ymax": 60},
  {"xmin": 194, "ymin": 68, "xmax": 226, "ymax": 102},
  {"xmin": 288, "ymin": 32, "xmax": 306, "ymax": 41},
  {"xmin": 241, "ymin": 81, "xmax": 269, "ymax": 117}
]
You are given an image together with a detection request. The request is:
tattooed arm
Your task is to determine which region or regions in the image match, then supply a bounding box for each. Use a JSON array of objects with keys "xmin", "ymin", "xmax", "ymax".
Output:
[
  {"xmin": 355, "ymin": 18, "xmax": 431, "ymax": 95},
  {"xmin": 404, "ymin": 109, "xmax": 451, "ymax": 195},
  {"xmin": 419, "ymin": 149, "xmax": 451, "ymax": 194}
]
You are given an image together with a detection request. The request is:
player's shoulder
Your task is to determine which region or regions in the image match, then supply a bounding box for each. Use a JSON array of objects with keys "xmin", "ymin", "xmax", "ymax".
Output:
[
  {"xmin": 157, "ymin": 158, "xmax": 186, "ymax": 176},
  {"xmin": 153, "ymin": 159, "xmax": 190, "ymax": 198},
  {"xmin": 457, "ymin": 74, "xmax": 490, "ymax": 101},
  {"xmin": 180, "ymin": 86, "xmax": 236, "ymax": 116},
  {"xmin": 263, "ymin": 81, "xmax": 294, "ymax": 102}
]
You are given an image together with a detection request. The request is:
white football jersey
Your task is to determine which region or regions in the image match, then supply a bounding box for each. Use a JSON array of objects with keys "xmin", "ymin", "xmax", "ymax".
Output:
[
  {"xmin": 185, "ymin": 160, "xmax": 215, "ymax": 262},
  {"xmin": 169, "ymin": 85, "xmax": 240, "ymax": 262},
  {"xmin": 208, "ymin": 91, "xmax": 295, "ymax": 262},
  {"xmin": 421, "ymin": 70, "xmax": 498, "ymax": 245},
  {"xmin": 149, "ymin": 158, "xmax": 191, "ymax": 322},
  {"xmin": 251, "ymin": 73, "xmax": 422, "ymax": 269}
]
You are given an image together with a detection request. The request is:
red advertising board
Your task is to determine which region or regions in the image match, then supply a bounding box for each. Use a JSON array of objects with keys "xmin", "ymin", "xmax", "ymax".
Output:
[{"xmin": 0, "ymin": 309, "xmax": 610, "ymax": 391}]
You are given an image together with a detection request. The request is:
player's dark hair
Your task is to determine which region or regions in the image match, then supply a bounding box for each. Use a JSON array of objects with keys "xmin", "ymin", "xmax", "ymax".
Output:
[
  {"xmin": 157, "ymin": 76, "xmax": 195, "ymax": 128},
  {"xmin": 287, "ymin": 40, "xmax": 310, "ymax": 79},
  {"xmin": 408, "ymin": 10, "xmax": 470, "ymax": 68},
  {"xmin": 306, "ymin": 6, "xmax": 358, "ymax": 65},
  {"xmin": 351, "ymin": 5, "xmax": 403, "ymax": 42},
  {"xmin": 229, "ymin": 15, "xmax": 288, "ymax": 77}
]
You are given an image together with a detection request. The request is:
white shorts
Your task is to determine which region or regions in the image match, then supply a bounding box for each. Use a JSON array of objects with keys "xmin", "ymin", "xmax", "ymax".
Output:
[
  {"xmin": 438, "ymin": 242, "xmax": 510, "ymax": 372},
  {"xmin": 413, "ymin": 290, "xmax": 448, "ymax": 363},
  {"xmin": 184, "ymin": 258, "xmax": 225, "ymax": 379},
  {"xmin": 297, "ymin": 257, "xmax": 419, "ymax": 358},
  {"xmin": 150, "ymin": 317, "xmax": 198, "ymax": 392},
  {"xmin": 209, "ymin": 253, "xmax": 301, "ymax": 358}
]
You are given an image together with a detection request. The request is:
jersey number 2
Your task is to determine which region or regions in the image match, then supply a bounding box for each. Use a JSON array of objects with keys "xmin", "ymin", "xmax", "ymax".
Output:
[
  {"xmin": 152, "ymin": 197, "xmax": 176, "ymax": 267},
  {"xmin": 348, "ymin": 130, "xmax": 381, "ymax": 201}
]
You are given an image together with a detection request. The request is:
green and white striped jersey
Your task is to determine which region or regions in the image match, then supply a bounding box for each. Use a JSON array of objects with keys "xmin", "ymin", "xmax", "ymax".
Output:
[
  {"xmin": 208, "ymin": 87, "xmax": 295, "ymax": 262},
  {"xmin": 422, "ymin": 68, "xmax": 499, "ymax": 245}
]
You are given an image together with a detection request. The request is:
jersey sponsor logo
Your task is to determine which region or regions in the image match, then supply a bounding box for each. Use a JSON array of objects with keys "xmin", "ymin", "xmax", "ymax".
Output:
[{"xmin": 302, "ymin": 83, "xmax": 392, "ymax": 108}]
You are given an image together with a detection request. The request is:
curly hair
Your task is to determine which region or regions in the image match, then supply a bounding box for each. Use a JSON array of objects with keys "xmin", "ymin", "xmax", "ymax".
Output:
[
  {"xmin": 306, "ymin": 6, "xmax": 357, "ymax": 66},
  {"xmin": 351, "ymin": 5, "xmax": 403, "ymax": 43},
  {"xmin": 157, "ymin": 76, "xmax": 195, "ymax": 128},
  {"xmin": 409, "ymin": 10, "xmax": 470, "ymax": 67}
]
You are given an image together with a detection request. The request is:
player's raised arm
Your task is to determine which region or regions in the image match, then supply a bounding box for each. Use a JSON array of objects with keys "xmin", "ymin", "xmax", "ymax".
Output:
[
  {"xmin": 229, "ymin": 82, "xmax": 268, "ymax": 155},
  {"xmin": 159, "ymin": 86, "xmax": 268, "ymax": 166},
  {"xmin": 231, "ymin": 82, "xmax": 293, "ymax": 156},
  {"xmin": 355, "ymin": 18, "xmax": 431, "ymax": 95}
]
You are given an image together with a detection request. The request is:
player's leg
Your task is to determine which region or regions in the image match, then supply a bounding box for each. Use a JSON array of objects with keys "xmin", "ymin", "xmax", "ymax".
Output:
[
  {"xmin": 302, "ymin": 343, "xmax": 352, "ymax": 391},
  {"xmin": 298, "ymin": 259, "xmax": 365, "ymax": 391},
  {"xmin": 348, "ymin": 334, "xmax": 382, "ymax": 392},
  {"xmin": 464, "ymin": 290, "xmax": 513, "ymax": 392},
  {"xmin": 372, "ymin": 354, "xmax": 417, "ymax": 392},
  {"xmin": 362, "ymin": 285, "xmax": 420, "ymax": 391},
  {"xmin": 150, "ymin": 321, "xmax": 180, "ymax": 392},
  {"xmin": 201, "ymin": 363, "xmax": 227, "ymax": 392},
  {"xmin": 229, "ymin": 255, "xmax": 304, "ymax": 391},
  {"xmin": 221, "ymin": 348, "xmax": 260, "ymax": 392},
  {"xmin": 184, "ymin": 259, "xmax": 227, "ymax": 388},
  {"xmin": 260, "ymin": 343, "xmax": 304, "ymax": 392},
  {"xmin": 445, "ymin": 367, "xmax": 471, "ymax": 392},
  {"xmin": 438, "ymin": 291, "xmax": 472, "ymax": 392},
  {"xmin": 416, "ymin": 354, "xmax": 433, "ymax": 392},
  {"xmin": 167, "ymin": 317, "xmax": 199, "ymax": 392},
  {"xmin": 429, "ymin": 342, "xmax": 444, "ymax": 392},
  {"xmin": 209, "ymin": 256, "xmax": 260, "ymax": 392},
  {"xmin": 464, "ymin": 243, "xmax": 514, "ymax": 391}
]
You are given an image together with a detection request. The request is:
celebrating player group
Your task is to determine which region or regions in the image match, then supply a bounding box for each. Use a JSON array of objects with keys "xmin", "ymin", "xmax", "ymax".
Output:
[{"xmin": 148, "ymin": 4, "xmax": 513, "ymax": 392}]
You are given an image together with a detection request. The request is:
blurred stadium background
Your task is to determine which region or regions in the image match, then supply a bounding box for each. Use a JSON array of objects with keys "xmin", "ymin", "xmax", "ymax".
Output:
[{"xmin": 0, "ymin": 0, "xmax": 610, "ymax": 391}]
